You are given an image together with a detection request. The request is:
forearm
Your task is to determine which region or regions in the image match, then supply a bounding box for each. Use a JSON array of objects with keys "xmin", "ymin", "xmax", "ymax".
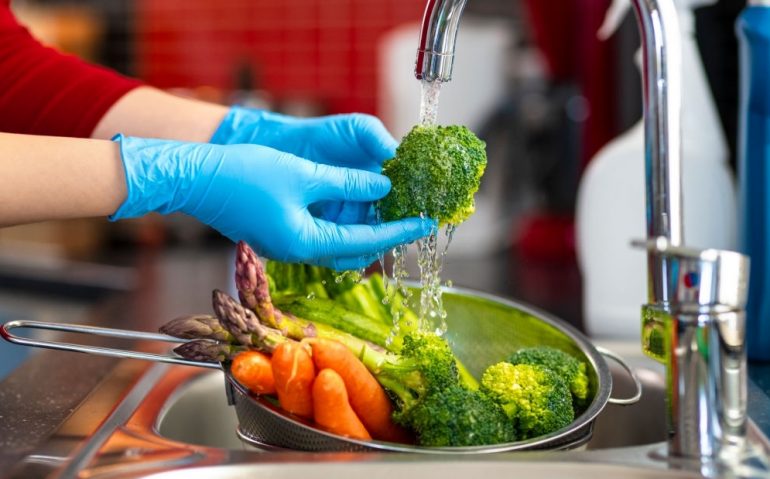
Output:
[
  {"xmin": 0, "ymin": 133, "xmax": 125, "ymax": 226},
  {"xmin": 91, "ymin": 87, "xmax": 230, "ymax": 142}
]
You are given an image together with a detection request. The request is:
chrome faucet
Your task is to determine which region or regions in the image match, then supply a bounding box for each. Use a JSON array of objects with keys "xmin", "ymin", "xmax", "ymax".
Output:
[
  {"xmin": 416, "ymin": 0, "xmax": 752, "ymax": 465},
  {"xmin": 415, "ymin": 0, "xmax": 468, "ymax": 82}
]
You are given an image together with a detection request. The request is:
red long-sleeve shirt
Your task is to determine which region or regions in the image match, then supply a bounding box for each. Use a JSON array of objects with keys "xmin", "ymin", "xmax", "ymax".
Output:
[{"xmin": 0, "ymin": 0, "xmax": 141, "ymax": 138}]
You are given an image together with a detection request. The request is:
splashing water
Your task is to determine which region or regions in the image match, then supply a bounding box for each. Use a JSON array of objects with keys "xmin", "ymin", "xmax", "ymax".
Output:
[
  {"xmin": 416, "ymin": 223, "xmax": 456, "ymax": 335},
  {"xmin": 333, "ymin": 269, "xmax": 364, "ymax": 285},
  {"xmin": 382, "ymin": 79, "xmax": 458, "ymax": 339},
  {"xmin": 382, "ymin": 244, "xmax": 412, "ymax": 346}
]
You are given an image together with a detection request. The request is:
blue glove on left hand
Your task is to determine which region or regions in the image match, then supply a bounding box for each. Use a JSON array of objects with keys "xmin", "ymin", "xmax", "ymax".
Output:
[{"xmin": 211, "ymin": 108, "xmax": 398, "ymax": 225}]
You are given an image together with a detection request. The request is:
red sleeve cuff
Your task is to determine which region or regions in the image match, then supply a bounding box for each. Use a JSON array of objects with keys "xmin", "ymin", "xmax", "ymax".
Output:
[{"xmin": 0, "ymin": 4, "xmax": 143, "ymax": 138}]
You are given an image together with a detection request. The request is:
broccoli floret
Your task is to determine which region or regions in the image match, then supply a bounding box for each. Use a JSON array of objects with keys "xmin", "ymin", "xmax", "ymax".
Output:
[
  {"xmin": 405, "ymin": 384, "xmax": 516, "ymax": 446},
  {"xmin": 481, "ymin": 362, "xmax": 573, "ymax": 440},
  {"xmin": 507, "ymin": 346, "xmax": 590, "ymax": 407},
  {"xmin": 378, "ymin": 125, "xmax": 487, "ymax": 226},
  {"xmin": 375, "ymin": 331, "xmax": 461, "ymax": 417},
  {"xmin": 370, "ymin": 332, "xmax": 509, "ymax": 446}
]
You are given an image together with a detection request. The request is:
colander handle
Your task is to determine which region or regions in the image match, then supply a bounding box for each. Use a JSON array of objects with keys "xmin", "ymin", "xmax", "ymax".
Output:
[
  {"xmin": 0, "ymin": 319, "xmax": 220, "ymax": 369},
  {"xmin": 597, "ymin": 346, "xmax": 643, "ymax": 405}
]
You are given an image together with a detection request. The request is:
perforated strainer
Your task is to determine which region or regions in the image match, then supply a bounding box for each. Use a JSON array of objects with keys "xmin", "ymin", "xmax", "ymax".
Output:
[{"xmin": 1, "ymin": 285, "xmax": 641, "ymax": 454}]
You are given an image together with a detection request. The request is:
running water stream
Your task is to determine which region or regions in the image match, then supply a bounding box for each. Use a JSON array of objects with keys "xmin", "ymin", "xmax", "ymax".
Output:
[{"xmin": 382, "ymin": 79, "xmax": 458, "ymax": 339}]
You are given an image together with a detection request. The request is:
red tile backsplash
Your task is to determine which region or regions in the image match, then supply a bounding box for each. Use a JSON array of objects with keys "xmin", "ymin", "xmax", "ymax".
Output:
[{"xmin": 136, "ymin": 0, "xmax": 425, "ymax": 115}]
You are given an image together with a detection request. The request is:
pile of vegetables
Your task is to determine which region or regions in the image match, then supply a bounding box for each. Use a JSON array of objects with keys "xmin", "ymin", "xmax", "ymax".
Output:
[{"xmin": 161, "ymin": 241, "xmax": 590, "ymax": 447}]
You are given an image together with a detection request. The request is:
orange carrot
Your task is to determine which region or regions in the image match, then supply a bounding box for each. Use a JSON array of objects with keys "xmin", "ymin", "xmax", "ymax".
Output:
[
  {"xmin": 307, "ymin": 338, "xmax": 410, "ymax": 443},
  {"xmin": 271, "ymin": 341, "xmax": 315, "ymax": 419},
  {"xmin": 312, "ymin": 368, "xmax": 371, "ymax": 440},
  {"xmin": 231, "ymin": 350, "xmax": 276, "ymax": 395}
]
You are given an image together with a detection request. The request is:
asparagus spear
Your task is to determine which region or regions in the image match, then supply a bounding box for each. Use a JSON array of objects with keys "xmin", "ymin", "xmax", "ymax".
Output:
[
  {"xmin": 235, "ymin": 241, "xmax": 277, "ymax": 322},
  {"xmin": 273, "ymin": 294, "xmax": 395, "ymax": 349},
  {"xmin": 174, "ymin": 340, "xmax": 247, "ymax": 363},
  {"xmin": 160, "ymin": 314, "xmax": 235, "ymax": 342},
  {"xmin": 235, "ymin": 244, "xmax": 376, "ymax": 345},
  {"xmin": 225, "ymin": 268, "xmax": 382, "ymax": 354},
  {"xmin": 212, "ymin": 290, "xmax": 288, "ymax": 352}
]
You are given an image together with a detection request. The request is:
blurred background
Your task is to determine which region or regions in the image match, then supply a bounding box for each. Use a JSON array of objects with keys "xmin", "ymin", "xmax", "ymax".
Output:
[{"xmin": 0, "ymin": 0, "xmax": 745, "ymax": 378}]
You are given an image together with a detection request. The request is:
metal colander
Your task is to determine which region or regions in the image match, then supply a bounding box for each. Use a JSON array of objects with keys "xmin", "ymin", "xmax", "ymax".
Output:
[
  {"xmin": 225, "ymin": 286, "xmax": 640, "ymax": 453},
  {"xmin": 1, "ymin": 285, "xmax": 640, "ymax": 454}
]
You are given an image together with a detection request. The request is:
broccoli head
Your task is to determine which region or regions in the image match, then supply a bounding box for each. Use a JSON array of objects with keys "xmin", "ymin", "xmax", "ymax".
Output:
[
  {"xmin": 481, "ymin": 362, "xmax": 574, "ymax": 440},
  {"xmin": 507, "ymin": 346, "xmax": 590, "ymax": 407},
  {"xmin": 375, "ymin": 331, "xmax": 460, "ymax": 418},
  {"xmin": 378, "ymin": 125, "xmax": 487, "ymax": 226},
  {"xmin": 404, "ymin": 384, "xmax": 516, "ymax": 447}
]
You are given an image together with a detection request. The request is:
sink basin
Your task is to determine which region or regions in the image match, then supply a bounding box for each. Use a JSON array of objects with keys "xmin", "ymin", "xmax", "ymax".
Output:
[
  {"xmin": 142, "ymin": 460, "xmax": 700, "ymax": 479},
  {"xmin": 155, "ymin": 360, "xmax": 667, "ymax": 451},
  {"xmin": 44, "ymin": 340, "xmax": 767, "ymax": 479}
]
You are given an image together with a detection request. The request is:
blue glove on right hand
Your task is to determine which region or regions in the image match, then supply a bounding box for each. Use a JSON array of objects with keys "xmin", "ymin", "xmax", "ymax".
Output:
[{"xmin": 110, "ymin": 135, "xmax": 434, "ymax": 270}]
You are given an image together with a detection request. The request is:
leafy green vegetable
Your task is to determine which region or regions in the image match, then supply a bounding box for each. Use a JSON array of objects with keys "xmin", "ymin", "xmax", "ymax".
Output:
[
  {"xmin": 378, "ymin": 125, "xmax": 487, "ymax": 226},
  {"xmin": 481, "ymin": 362, "xmax": 573, "ymax": 440}
]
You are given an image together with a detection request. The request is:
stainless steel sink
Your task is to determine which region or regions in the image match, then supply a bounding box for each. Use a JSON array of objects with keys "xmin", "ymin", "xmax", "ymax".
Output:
[
  {"xmin": 156, "ymin": 370, "xmax": 242, "ymax": 450},
  {"xmin": 154, "ymin": 359, "xmax": 667, "ymax": 451},
  {"xmin": 142, "ymin": 460, "xmax": 702, "ymax": 479},
  {"xmin": 18, "ymin": 339, "xmax": 766, "ymax": 479}
]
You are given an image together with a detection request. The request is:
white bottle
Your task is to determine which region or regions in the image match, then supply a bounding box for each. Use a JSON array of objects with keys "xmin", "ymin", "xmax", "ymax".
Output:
[{"xmin": 576, "ymin": 0, "xmax": 737, "ymax": 339}]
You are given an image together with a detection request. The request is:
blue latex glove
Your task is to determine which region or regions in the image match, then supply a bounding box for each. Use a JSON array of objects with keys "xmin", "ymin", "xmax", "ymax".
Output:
[
  {"xmin": 211, "ymin": 108, "xmax": 398, "ymax": 225},
  {"xmin": 110, "ymin": 135, "xmax": 434, "ymax": 270}
]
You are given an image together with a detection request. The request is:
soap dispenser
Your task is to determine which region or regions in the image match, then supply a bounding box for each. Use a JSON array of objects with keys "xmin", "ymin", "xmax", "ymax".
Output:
[
  {"xmin": 737, "ymin": 0, "xmax": 770, "ymax": 361},
  {"xmin": 576, "ymin": 0, "xmax": 737, "ymax": 339}
]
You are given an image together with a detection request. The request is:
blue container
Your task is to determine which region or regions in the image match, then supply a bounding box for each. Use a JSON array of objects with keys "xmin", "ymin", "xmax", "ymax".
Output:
[{"xmin": 738, "ymin": 4, "xmax": 770, "ymax": 361}]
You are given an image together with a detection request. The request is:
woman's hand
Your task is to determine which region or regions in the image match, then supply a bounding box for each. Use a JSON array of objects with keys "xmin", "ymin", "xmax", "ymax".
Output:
[{"xmin": 111, "ymin": 135, "xmax": 433, "ymax": 270}]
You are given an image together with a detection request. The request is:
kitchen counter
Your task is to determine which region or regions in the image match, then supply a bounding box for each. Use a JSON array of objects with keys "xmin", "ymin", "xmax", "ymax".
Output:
[
  {"xmin": 1, "ymin": 246, "xmax": 769, "ymax": 478},
  {"xmin": 0, "ymin": 247, "xmax": 232, "ymax": 476}
]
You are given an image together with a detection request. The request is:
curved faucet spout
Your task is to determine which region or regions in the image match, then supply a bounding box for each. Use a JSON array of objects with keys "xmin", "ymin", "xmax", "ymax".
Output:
[
  {"xmin": 631, "ymin": 0, "xmax": 684, "ymax": 306},
  {"xmin": 415, "ymin": 0, "xmax": 469, "ymax": 82}
]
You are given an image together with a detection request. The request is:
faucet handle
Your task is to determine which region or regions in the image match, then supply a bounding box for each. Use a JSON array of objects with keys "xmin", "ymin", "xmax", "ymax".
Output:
[
  {"xmin": 632, "ymin": 237, "xmax": 750, "ymax": 312},
  {"xmin": 634, "ymin": 237, "xmax": 750, "ymax": 460}
]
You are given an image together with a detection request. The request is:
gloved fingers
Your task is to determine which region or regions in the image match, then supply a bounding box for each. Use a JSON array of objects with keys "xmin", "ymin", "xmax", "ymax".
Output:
[
  {"xmin": 345, "ymin": 114, "xmax": 399, "ymax": 163},
  {"xmin": 310, "ymin": 201, "xmax": 370, "ymax": 224},
  {"xmin": 307, "ymin": 216, "xmax": 435, "ymax": 258},
  {"xmin": 333, "ymin": 202, "xmax": 371, "ymax": 224},
  {"xmin": 314, "ymin": 253, "xmax": 381, "ymax": 271},
  {"xmin": 309, "ymin": 164, "xmax": 392, "ymax": 203}
]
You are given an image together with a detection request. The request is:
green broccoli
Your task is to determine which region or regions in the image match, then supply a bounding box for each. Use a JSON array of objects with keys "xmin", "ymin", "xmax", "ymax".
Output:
[
  {"xmin": 367, "ymin": 331, "xmax": 511, "ymax": 446},
  {"xmin": 374, "ymin": 331, "xmax": 461, "ymax": 416},
  {"xmin": 481, "ymin": 362, "xmax": 574, "ymax": 440},
  {"xmin": 507, "ymin": 346, "xmax": 590, "ymax": 407},
  {"xmin": 378, "ymin": 125, "xmax": 487, "ymax": 226},
  {"xmin": 405, "ymin": 384, "xmax": 515, "ymax": 446}
]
